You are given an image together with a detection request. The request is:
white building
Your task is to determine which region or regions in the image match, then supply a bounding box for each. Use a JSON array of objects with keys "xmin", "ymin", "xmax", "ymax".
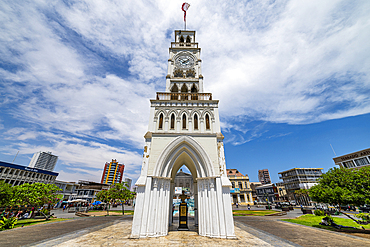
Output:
[
  {"xmin": 333, "ymin": 147, "xmax": 370, "ymax": 169},
  {"xmin": 28, "ymin": 151, "xmax": 58, "ymax": 172},
  {"xmin": 131, "ymin": 30, "xmax": 235, "ymax": 239},
  {"xmin": 124, "ymin": 177, "xmax": 132, "ymax": 189},
  {"xmin": 1, "ymin": 160, "xmax": 58, "ymax": 186}
]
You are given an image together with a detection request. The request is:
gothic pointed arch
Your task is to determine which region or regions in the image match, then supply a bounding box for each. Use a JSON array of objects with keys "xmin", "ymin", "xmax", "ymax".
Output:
[
  {"xmin": 182, "ymin": 114, "xmax": 186, "ymax": 129},
  {"xmin": 177, "ymin": 109, "xmax": 190, "ymax": 119},
  {"xmin": 158, "ymin": 113, "xmax": 163, "ymax": 130},
  {"xmin": 201, "ymin": 109, "xmax": 214, "ymax": 119},
  {"xmin": 191, "ymin": 83, "xmax": 198, "ymax": 93},
  {"xmin": 170, "ymin": 113, "xmax": 175, "ymax": 129},
  {"xmin": 171, "ymin": 83, "xmax": 179, "ymax": 92},
  {"xmin": 205, "ymin": 114, "xmax": 210, "ymax": 130},
  {"xmin": 181, "ymin": 83, "xmax": 188, "ymax": 92},
  {"xmin": 153, "ymin": 136, "xmax": 214, "ymax": 178},
  {"xmin": 194, "ymin": 113, "xmax": 198, "ymax": 130},
  {"xmin": 186, "ymin": 35, "xmax": 191, "ymax": 43},
  {"xmin": 179, "ymin": 35, "xmax": 184, "ymax": 43}
]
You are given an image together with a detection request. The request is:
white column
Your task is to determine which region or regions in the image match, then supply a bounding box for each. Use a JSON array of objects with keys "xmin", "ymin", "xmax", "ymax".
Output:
[
  {"xmin": 147, "ymin": 178, "xmax": 158, "ymax": 236},
  {"xmin": 164, "ymin": 117, "xmax": 169, "ymax": 132},
  {"xmin": 140, "ymin": 177, "xmax": 153, "ymax": 237},
  {"xmin": 210, "ymin": 179, "xmax": 219, "ymax": 237},
  {"xmin": 164, "ymin": 180, "xmax": 170, "ymax": 235},
  {"xmin": 222, "ymin": 186, "xmax": 236, "ymax": 239},
  {"xmin": 194, "ymin": 182, "xmax": 198, "ymax": 226},
  {"xmin": 131, "ymin": 185, "xmax": 146, "ymax": 238},
  {"xmin": 176, "ymin": 118, "xmax": 181, "ymax": 132},
  {"xmin": 204, "ymin": 181, "xmax": 210, "ymax": 237},
  {"xmin": 215, "ymin": 177, "xmax": 226, "ymax": 238},
  {"xmin": 237, "ymin": 194, "xmax": 241, "ymax": 203},
  {"xmin": 169, "ymin": 182, "xmax": 174, "ymax": 226}
]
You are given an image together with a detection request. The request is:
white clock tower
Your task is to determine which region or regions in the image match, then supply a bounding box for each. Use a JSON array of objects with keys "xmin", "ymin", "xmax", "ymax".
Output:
[{"xmin": 131, "ymin": 30, "xmax": 236, "ymax": 239}]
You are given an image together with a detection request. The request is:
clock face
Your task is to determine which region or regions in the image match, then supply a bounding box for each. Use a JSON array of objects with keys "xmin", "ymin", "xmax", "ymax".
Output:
[{"xmin": 175, "ymin": 55, "xmax": 195, "ymax": 69}]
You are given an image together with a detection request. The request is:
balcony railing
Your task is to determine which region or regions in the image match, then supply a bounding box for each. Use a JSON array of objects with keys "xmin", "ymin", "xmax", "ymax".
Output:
[
  {"xmin": 171, "ymin": 42, "xmax": 199, "ymax": 48},
  {"xmin": 156, "ymin": 92, "xmax": 212, "ymax": 101}
]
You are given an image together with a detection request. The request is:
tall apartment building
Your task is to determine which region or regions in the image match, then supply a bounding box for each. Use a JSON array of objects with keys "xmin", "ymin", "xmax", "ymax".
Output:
[
  {"xmin": 28, "ymin": 151, "xmax": 58, "ymax": 172},
  {"xmin": 333, "ymin": 147, "xmax": 370, "ymax": 169},
  {"xmin": 258, "ymin": 169, "xmax": 271, "ymax": 184},
  {"xmin": 101, "ymin": 159, "xmax": 124, "ymax": 185},
  {"xmin": 278, "ymin": 168, "xmax": 323, "ymax": 204},
  {"xmin": 124, "ymin": 177, "xmax": 132, "ymax": 189}
]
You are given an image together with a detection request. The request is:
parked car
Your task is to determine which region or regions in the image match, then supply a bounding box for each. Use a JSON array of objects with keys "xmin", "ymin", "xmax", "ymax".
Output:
[
  {"xmin": 339, "ymin": 205, "xmax": 356, "ymax": 211},
  {"xmin": 359, "ymin": 205, "xmax": 370, "ymax": 213}
]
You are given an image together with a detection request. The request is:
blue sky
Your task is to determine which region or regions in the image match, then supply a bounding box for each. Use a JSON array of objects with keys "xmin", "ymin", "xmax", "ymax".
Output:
[{"xmin": 1, "ymin": 0, "xmax": 370, "ymax": 184}]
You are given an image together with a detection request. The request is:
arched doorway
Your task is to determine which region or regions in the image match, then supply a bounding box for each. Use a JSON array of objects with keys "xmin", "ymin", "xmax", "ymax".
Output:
[{"xmin": 131, "ymin": 136, "xmax": 235, "ymax": 239}]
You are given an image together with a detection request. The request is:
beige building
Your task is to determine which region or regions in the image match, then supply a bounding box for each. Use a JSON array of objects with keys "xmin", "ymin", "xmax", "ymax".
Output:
[
  {"xmin": 333, "ymin": 148, "xmax": 370, "ymax": 169},
  {"xmin": 227, "ymin": 169, "xmax": 253, "ymax": 205}
]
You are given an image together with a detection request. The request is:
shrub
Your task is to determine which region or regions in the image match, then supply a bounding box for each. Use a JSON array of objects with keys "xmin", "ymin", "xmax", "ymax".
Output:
[
  {"xmin": 355, "ymin": 213, "xmax": 370, "ymax": 222},
  {"xmin": 0, "ymin": 217, "xmax": 17, "ymax": 231},
  {"xmin": 314, "ymin": 209, "xmax": 325, "ymax": 216}
]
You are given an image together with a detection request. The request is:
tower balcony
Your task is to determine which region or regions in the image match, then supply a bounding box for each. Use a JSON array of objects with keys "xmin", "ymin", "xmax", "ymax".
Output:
[
  {"xmin": 171, "ymin": 42, "xmax": 199, "ymax": 48},
  {"xmin": 156, "ymin": 92, "xmax": 212, "ymax": 101}
]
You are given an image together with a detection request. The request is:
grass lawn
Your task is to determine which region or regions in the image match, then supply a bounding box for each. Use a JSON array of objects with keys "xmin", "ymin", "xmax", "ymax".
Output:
[
  {"xmin": 233, "ymin": 210, "xmax": 279, "ymax": 216},
  {"xmin": 282, "ymin": 214, "xmax": 370, "ymax": 232},
  {"xmin": 14, "ymin": 218, "xmax": 71, "ymax": 229}
]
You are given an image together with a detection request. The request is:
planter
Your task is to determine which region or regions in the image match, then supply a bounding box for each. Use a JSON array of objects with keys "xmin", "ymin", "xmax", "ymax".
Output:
[
  {"xmin": 266, "ymin": 206, "xmax": 272, "ymax": 209},
  {"xmin": 282, "ymin": 207, "xmax": 290, "ymax": 212},
  {"xmin": 289, "ymin": 206, "xmax": 294, "ymax": 210},
  {"xmin": 302, "ymin": 209, "xmax": 312, "ymax": 214}
]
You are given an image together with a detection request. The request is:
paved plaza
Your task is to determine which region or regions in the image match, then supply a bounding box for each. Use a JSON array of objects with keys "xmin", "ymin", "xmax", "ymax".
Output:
[{"xmin": 0, "ymin": 212, "xmax": 369, "ymax": 246}]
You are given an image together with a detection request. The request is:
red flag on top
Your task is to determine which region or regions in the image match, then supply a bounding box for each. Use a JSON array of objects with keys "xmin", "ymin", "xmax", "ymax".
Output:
[{"xmin": 182, "ymin": 2, "xmax": 190, "ymax": 22}]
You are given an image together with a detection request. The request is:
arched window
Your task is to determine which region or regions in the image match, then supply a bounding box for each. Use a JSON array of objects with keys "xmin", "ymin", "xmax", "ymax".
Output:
[
  {"xmin": 158, "ymin": 113, "xmax": 163, "ymax": 130},
  {"xmin": 181, "ymin": 84, "xmax": 188, "ymax": 92},
  {"xmin": 206, "ymin": 114, "xmax": 210, "ymax": 130},
  {"xmin": 179, "ymin": 35, "xmax": 184, "ymax": 43},
  {"xmin": 191, "ymin": 84, "xmax": 197, "ymax": 93},
  {"xmin": 194, "ymin": 114, "xmax": 198, "ymax": 130},
  {"xmin": 171, "ymin": 114, "xmax": 175, "ymax": 129},
  {"xmin": 171, "ymin": 83, "xmax": 178, "ymax": 92},
  {"xmin": 186, "ymin": 36, "xmax": 191, "ymax": 46},
  {"xmin": 181, "ymin": 84, "xmax": 188, "ymax": 100},
  {"xmin": 182, "ymin": 114, "xmax": 186, "ymax": 129}
]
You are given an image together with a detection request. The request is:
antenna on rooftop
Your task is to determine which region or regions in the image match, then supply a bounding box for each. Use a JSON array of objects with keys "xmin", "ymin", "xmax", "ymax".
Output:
[
  {"xmin": 11, "ymin": 151, "xmax": 19, "ymax": 164},
  {"xmin": 330, "ymin": 144, "xmax": 337, "ymax": 157}
]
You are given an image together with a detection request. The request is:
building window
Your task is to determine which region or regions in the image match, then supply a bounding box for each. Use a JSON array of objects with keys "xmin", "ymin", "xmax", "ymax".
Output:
[
  {"xmin": 232, "ymin": 182, "xmax": 235, "ymax": 188},
  {"xmin": 171, "ymin": 114, "xmax": 175, "ymax": 129},
  {"xmin": 238, "ymin": 182, "xmax": 242, "ymax": 188},
  {"xmin": 343, "ymin": 160, "xmax": 356, "ymax": 168},
  {"xmin": 194, "ymin": 114, "xmax": 198, "ymax": 130},
  {"xmin": 205, "ymin": 114, "xmax": 210, "ymax": 130},
  {"xmin": 158, "ymin": 113, "xmax": 163, "ymax": 130},
  {"xmin": 182, "ymin": 114, "xmax": 186, "ymax": 129},
  {"xmin": 354, "ymin": 157, "xmax": 369, "ymax": 167}
]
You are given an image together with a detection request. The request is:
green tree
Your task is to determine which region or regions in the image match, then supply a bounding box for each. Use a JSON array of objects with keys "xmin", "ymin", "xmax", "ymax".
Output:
[
  {"xmin": 95, "ymin": 189, "xmax": 112, "ymax": 216},
  {"xmin": 309, "ymin": 166, "xmax": 370, "ymax": 223},
  {"xmin": 109, "ymin": 182, "xmax": 135, "ymax": 215},
  {"xmin": 0, "ymin": 181, "xmax": 14, "ymax": 207},
  {"xmin": 12, "ymin": 183, "xmax": 61, "ymax": 219}
]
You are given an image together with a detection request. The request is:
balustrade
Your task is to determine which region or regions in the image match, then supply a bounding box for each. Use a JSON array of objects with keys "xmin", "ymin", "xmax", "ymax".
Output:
[{"xmin": 156, "ymin": 92, "xmax": 212, "ymax": 101}]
